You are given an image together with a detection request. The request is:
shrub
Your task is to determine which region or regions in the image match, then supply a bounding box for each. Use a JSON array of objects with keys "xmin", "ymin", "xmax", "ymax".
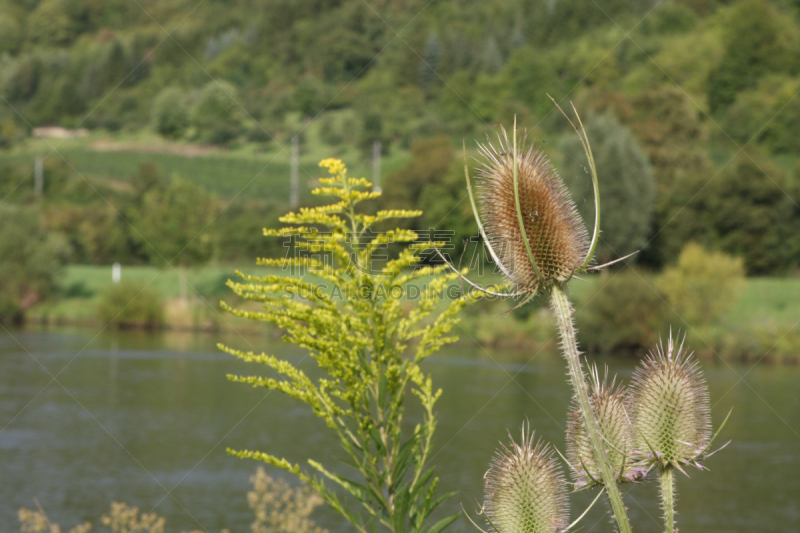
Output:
[
  {"xmin": 576, "ymin": 270, "xmax": 673, "ymax": 354},
  {"xmin": 707, "ymin": 155, "xmax": 800, "ymax": 274},
  {"xmin": 656, "ymin": 242, "xmax": 744, "ymax": 325},
  {"xmin": 95, "ymin": 281, "xmax": 164, "ymax": 329},
  {"xmin": 152, "ymin": 87, "xmax": 189, "ymax": 139},
  {"xmin": 723, "ymin": 75, "xmax": 800, "ymax": 154},
  {"xmin": 27, "ymin": 0, "xmax": 74, "ymax": 47},
  {"xmin": 650, "ymin": 2, "xmax": 698, "ymax": 34},
  {"xmin": 706, "ymin": 0, "xmax": 790, "ymax": 113},
  {"xmin": 381, "ymin": 136, "xmax": 454, "ymax": 222},
  {"xmin": 0, "ymin": 205, "xmax": 70, "ymax": 323},
  {"xmin": 128, "ymin": 177, "xmax": 218, "ymax": 269},
  {"xmin": 191, "ymin": 80, "xmax": 245, "ymax": 145},
  {"xmin": 0, "ymin": 14, "xmax": 22, "ymax": 54}
]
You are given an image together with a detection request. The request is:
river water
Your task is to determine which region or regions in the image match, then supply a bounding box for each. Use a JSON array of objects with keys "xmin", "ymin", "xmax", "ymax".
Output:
[{"xmin": 1, "ymin": 327, "xmax": 798, "ymax": 532}]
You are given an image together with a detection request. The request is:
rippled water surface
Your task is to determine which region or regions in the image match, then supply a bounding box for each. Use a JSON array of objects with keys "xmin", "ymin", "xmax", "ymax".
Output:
[{"xmin": 1, "ymin": 328, "xmax": 798, "ymax": 532}]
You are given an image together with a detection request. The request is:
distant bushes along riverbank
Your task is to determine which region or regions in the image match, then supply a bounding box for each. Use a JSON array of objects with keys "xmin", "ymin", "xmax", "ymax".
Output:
[{"xmin": 18, "ymin": 243, "xmax": 800, "ymax": 364}]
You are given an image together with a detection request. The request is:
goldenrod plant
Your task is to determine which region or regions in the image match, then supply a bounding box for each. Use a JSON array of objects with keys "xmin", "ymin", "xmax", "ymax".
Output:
[
  {"xmin": 451, "ymin": 105, "xmax": 729, "ymax": 533},
  {"xmin": 220, "ymin": 159, "xmax": 478, "ymax": 533}
]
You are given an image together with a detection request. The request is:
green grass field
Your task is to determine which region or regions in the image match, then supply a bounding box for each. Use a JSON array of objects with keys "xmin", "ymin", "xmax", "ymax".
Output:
[
  {"xmin": 0, "ymin": 134, "xmax": 411, "ymax": 201},
  {"xmin": 30, "ymin": 264, "xmax": 265, "ymax": 324},
  {"xmin": 721, "ymin": 277, "xmax": 800, "ymax": 326},
  {"xmin": 33, "ymin": 264, "xmax": 800, "ymax": 330}
]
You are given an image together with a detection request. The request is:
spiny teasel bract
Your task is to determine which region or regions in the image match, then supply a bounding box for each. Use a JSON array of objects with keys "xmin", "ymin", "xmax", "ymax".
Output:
[
  {"xmin": 566, "ymin": 366, "xmax": 645, "ymax": 490},
  {"xmin": 484, "ymin": 425, "xmax": 569, "ymax": 533},
  {"xmin": 631, "ymin": 335, "xmax": 712, "ymax": 470},
  {"xmin": 475, "ymin": 127, "xmax": 590, "ymax": 293}
]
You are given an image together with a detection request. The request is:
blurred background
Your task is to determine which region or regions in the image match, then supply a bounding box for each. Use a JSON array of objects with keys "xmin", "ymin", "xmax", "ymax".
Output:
[{"xmin": 1, "ymin": 0, "xmax": 799, "ymax": 531}]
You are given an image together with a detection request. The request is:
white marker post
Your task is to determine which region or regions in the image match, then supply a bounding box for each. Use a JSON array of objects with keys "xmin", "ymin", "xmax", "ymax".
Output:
[
  {"xmin": 112, "ymin": 262, "xmax": 121, "ymax": 284},
  {"xmin": 372, "ymin": 140, "xmax": 382, "ymax": 193},
  {"xmin": 290, "ymin": 135, "xmax": 299, "ymax": 208},
  {"xmin": 34, "ymin": 156, "xmax": 44, "ymax": 196}
]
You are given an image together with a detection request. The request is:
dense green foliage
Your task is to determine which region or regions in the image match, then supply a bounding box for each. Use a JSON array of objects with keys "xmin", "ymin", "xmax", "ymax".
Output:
[
  {"xmin": 95, "ymin": 280, "xmax": 164, "ymax": 328},
  {"xmin": 152, "ymin": 87, "xmax": 190, "ymax": 139},
  {"xmin": 0, "ymin": 204, "xmax": 69, "ymax": 322},
  {"xmin": 577, "ymin": 271, "xmax": 674, "ymax": 353},
  {"xmin": 2, "ymin": 0, "xmax": 799, "ymax": 322},
  {"xmin": 129, "ymin": 176, "xmax": 218, "ymax": 268},
  {"xmin": 656, "ymin": 242, "xmax": 745, "ymax": 324}
]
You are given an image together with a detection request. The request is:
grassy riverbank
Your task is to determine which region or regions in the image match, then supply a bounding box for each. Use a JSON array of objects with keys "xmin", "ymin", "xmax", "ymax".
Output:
[{"xmin": 28, "ymin": 265, "xmax": 800, "ymax": 363}]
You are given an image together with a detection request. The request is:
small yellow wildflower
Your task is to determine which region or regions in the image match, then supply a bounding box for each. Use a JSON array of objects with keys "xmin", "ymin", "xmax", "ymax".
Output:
[{"xmin": 319, "ymin": 158, "xmax": 346, "ymax": 176}]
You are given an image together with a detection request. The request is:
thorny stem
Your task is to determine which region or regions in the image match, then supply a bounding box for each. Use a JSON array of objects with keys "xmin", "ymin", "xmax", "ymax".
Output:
[
  {"xmin": 550, "ymin": 284, "xmax": 632, "ymax": 533},
  {"xmin": 660, "ymin": 465, "xmax": 675, "ymax": 533}
]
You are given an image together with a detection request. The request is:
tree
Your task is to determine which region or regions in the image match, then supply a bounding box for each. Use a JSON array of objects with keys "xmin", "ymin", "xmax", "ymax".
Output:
[
  {"xmin": 418, "ymin": 156, "xmax": 478, "ymax": 261},
  {"xmin": 560, "ymin": 112, "xmax": 655, "ymax": 264},
  {"xmin": 152, "ymin": 87, "xmax": 189, "ymax": 139},
  {"xmin": 0, "ymin": 205, "xmax": 70, "ymax": 323},
  {"xmin": 706, "ymin": 155, "xmax": 800, "ymax": 274},
  {"xmin": 706, "ymin": 0, "xmax": 790, "ymax": 113},
  {"xmin": 191, "ymin": 80, "xmax": 246, "ymax": 145},
  {"xmin": 660, "ymin": 153, "xmax": 800, "ymax": 275},
  {"xmin": 418, "ymin": 32, "xmax": 440, "ymax": 93},
  {"xmin": 129, "ymin": 177, "xmax": 218, "ymax": 300},
  {"xmin": 0, "ymin": 13, "xmax": 22, "ymax": 54},
  {"xmin": 577, "ymin": 270, "xmax": 672, "ymax": 353},
  {"xmin": 27, "ymin": 0, "xmax": 74, "ymax": 47},
  {"xmin": 380, "ymin": 136, "xmax": 454, "ymax": 228}
]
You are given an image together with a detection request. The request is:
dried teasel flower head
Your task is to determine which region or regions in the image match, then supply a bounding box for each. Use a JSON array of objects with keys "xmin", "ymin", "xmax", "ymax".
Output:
[
  {"xmin": 483, "ymin": 424, "xmax": 569, "ymax": 533},
  {"xmin": 566, "ymin": 366, "xmax": 646, "ymax": 490},
  {"xmin": 449, "ymin": 108, "xmax": 637, "ymax": 303},
  {"xmin": 631, "ymin": 335, "xmax": 712, "ymax": 470},
  {"xmin": 475, "ymin": 125, "xmax": 590, "ymax": 293}
]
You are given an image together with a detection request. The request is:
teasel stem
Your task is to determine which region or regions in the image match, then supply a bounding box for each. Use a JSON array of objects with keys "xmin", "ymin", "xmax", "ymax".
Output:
[
  {"xmin": 660, "ymin": 465, "xmax": 675, "ymax": 533},
  {"xmin": 550, "ymin": 283, "xmax": 632, "ymax": 533}
]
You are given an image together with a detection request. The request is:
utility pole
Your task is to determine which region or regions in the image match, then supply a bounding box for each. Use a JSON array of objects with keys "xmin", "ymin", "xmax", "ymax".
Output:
[
  {"xmin": 34, "ymin": 156, "xmax": 44, "ymax": 196},
  {"xmin": 372, "ymin": 140, "xmax": 382, "ymax": 193},
  {"xmin": 290, "ymin": 135, "xmax": 299, "ymax": 208}
]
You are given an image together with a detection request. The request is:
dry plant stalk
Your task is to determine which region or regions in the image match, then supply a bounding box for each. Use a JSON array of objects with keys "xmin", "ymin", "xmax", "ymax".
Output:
[
  {"xmin": 454, "ymin": 107, "xmax": 728, "ymax": 533},
  {"xmin": 248, "ymin": 467, "xmax": 327, "ymax": 533},
  {"xmin": 18, "ymin": 469, "xmax": 321, "ymax": 533}
]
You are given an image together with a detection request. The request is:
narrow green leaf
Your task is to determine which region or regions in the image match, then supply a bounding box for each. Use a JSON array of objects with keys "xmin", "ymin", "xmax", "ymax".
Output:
[
  {"xmin": 393, "ymin": 487, "xmax": 412, "ymax": 533},
  {"xmin": 425, "ymin": 513, "xmax": 460, "ymax": 533}
]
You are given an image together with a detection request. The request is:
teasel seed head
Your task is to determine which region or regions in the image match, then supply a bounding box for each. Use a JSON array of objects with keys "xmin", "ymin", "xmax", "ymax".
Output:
[
  {"xmin": 475, "ymin": 127, "xmax": 590, "ymax": 293},
  {"xmin": 484, "ymin": 424, "xmax": 569, "ymax": 533},
  {"xmin": 631, "ymin": 335, "xmax": 712, "ymax": 469},
  {"xmin": 566, "ymin": 366, "xmax": 643, "ymax": 489}
]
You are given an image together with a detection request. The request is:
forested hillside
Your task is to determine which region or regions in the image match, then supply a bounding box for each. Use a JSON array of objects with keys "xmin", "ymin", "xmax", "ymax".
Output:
[{"xmin": 1, "ymin": 0, "xmax": 799, "ymax": 274}]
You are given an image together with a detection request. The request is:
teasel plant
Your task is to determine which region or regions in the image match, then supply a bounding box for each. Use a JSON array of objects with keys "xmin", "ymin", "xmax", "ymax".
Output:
[
  {"xmin": 630, "ymin": 335, "xmax": 730, "ymax": 533},
  {"xmin": 565, "ymin": 366, "xmax": 646, "ymax": 492},
  {"xmin": 440, "ymin": 101, "xmax": 730, "ymax": 533}
]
